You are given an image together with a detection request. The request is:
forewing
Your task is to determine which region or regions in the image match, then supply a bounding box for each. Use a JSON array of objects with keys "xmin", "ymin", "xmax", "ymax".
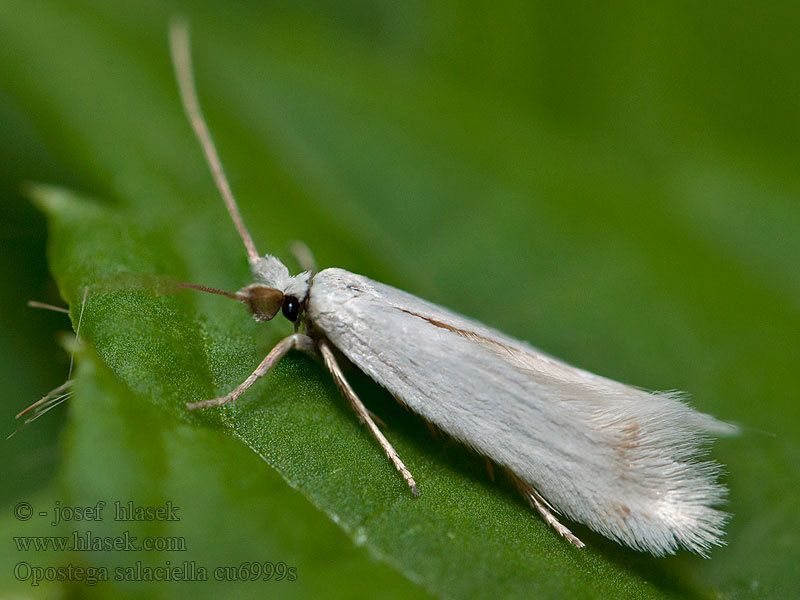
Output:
[{"xmin": 308, "ymin": 268, "xmax": 730, "ymax": 555}]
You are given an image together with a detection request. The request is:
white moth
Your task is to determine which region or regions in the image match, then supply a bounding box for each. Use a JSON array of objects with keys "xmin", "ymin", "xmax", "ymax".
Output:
[{"xmin": 169, "ymin": 21, "xmax": 734, "ymax": 557}]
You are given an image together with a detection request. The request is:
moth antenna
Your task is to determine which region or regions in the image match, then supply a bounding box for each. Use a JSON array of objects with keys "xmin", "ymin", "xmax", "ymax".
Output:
[
  {"xmin": 177, "ymin": 281, "xmax": 243, "ymax": 301},
  {"xmin": 169, "ymin": 18, "xmax": 260, "ymax": 264}
]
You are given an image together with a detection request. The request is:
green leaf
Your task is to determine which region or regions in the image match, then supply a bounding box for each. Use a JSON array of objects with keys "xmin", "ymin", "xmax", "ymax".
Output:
[
  {"xmin": 3, "ymin": 340, "xmax": 422, "ymax": 599},
  {"xmin": 2, "ymin": 1, "xmax": 799, "ymax": 599}
]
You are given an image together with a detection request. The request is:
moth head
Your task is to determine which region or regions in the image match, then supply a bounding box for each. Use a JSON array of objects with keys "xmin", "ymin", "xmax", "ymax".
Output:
[
  {"xmin": 245, "ymin": 254, "xmax": 311, "ymax": 323},
  {"xmin": 237, "ymin": 283, "xmax": 305, "ymax": 323},
  {"xmin": 178, "ymin": 256, "xmax": 310, "ymax": 323},
  {"xmin": 239, "ymin": 285, "xmax": 284, "ymax": 322}
]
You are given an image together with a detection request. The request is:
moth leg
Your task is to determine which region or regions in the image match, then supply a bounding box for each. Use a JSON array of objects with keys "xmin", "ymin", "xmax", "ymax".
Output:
[
  {"xmin": 485, "ymin": 457, "xmax": 495, "ymax": 482},
  {"xmin": 425, "ymin": 421, "xmax": 440, "ymax": 440},
  {"xmin": 289, "ymin": 240, "xmax": 317, "ymax": 273},
  {"xmin": 187, "ymin": 333, "xmax": 316, "ymax": 409},
  {"xmin": 319, "ymin": 340, "xmax": 419, "ymax": 497},
  {"xmin": 512, "ymin": 473, "xmax": 585, "ymax": 549},
  {"xmin": 366, "ymin": 408, "xmax": 387, "ymax": 428}
]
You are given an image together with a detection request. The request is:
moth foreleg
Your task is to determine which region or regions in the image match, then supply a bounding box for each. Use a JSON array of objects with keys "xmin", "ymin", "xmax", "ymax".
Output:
[
  {"xmin": 512, "ymin": 473, "xmax": 585, "ymax": 549},
  {"xmin": 289, "ymin": 240, "xmax": 317, "ymax": 273},
  {"xmin": 319, "ymin": 340, "xmax": 418, "ymax": 497},
  {"xmin": 187, "ymin": 333, "xmax": 316, "ymax": 409}
]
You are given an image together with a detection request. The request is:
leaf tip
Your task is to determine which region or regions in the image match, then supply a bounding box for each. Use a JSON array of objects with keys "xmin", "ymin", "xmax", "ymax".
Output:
[{"xmin": 21, "ymin": 181, "xmax": 81, "ymax": 214}]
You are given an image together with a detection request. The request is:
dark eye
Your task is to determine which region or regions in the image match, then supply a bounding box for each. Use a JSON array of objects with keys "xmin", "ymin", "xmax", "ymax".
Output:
[{"xmin": 282, "ymin": 295, "xmax": 300, "ymax": 322}]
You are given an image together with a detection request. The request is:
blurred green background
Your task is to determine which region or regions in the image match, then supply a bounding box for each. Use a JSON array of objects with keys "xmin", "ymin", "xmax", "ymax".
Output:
[{"xmin": 1, "ymin": 1, "xmax": 799, "ymax": 598}]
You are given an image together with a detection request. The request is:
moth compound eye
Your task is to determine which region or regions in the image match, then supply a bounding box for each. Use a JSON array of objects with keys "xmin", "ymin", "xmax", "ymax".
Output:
[{"xmin": 282, "ymin": 295, "xmax": 300, "ymax": 322}]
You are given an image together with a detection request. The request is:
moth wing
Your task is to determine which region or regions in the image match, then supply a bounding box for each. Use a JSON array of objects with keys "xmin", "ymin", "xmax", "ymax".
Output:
[{"xmin": 308, "ymin": 268, "xmax": 730, "ymax": 555}]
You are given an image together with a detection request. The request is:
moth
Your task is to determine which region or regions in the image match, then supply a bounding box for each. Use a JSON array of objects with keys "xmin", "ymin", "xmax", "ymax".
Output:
[{"xmin": 169, "ymin": 21, "xmax": 734, "ymax": 556}]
